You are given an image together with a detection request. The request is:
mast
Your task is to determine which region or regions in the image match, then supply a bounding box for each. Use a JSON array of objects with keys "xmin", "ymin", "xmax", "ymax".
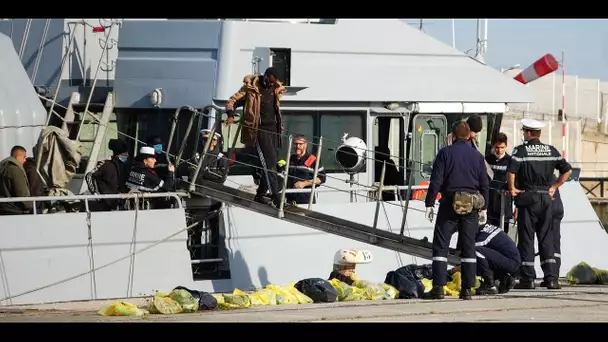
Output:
[{"xmin": 474, "ymin": 19, "xmax": 489, "ymax": 63}]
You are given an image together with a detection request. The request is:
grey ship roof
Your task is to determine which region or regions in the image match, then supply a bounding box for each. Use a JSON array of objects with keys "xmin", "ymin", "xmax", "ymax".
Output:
[
  {"xmin": 0, "ymin": 33, "xmax": 46, "ymax": 159},
  {"xmin": 219, "ymin": 19, "xmax": 534, "ymax": 104}
]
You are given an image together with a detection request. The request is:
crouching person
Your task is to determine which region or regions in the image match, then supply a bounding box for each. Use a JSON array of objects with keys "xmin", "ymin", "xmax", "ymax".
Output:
[
  {"xmin": 126, "ymin": 146, "xmax": 175, "ymax": 209},
  {"xmin": 474, "ymin": 223, "xmax": 521, "ymax": 295}
]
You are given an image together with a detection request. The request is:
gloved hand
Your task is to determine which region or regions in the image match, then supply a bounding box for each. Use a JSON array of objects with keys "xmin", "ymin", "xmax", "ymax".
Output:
[
  {"xmin": 425, "ymin": 207, "xmax": 435, "ymax": 222},
  {"xmin": 479, "ymin": 209, "xmax": 487, "ymax": 225}
]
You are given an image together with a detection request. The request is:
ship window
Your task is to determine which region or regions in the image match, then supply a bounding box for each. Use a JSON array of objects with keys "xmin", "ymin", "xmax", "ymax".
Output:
[
  {"xmin": 320, "ymin": 112, "xmax": 366, "ymax": 173},
  {"xmin": 278, "ymin": 112, "xmax": 314, "ymax": 161},
  {"xmin": 420, "ymin": 132, "xmax": 438, "ymax": 177}
]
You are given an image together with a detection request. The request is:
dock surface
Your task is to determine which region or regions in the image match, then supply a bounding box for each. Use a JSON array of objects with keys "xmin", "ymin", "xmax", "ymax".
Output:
[{"xmin": 1, "ymin": 286, "xmax": 607, "ymax": 322}]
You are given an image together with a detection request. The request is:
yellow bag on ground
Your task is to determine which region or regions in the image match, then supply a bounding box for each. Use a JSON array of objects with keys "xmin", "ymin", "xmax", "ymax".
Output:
[
  {"xmin": 421, "ymin": 278, "xmax": 433, "ymax": 293},
  {"xmin": 329, "ymin": 278, "xmax": 367, "ymax": 301},
  {"xmin": 212, "ymin": 293, "xmax": 225, "ymax": 305},
  {"xmin": 353, "ymin": 280, "xmax": 389, "ymax": 300},
  {"xmin": 444, "ymin": 271, "xmax": 482, "ymax": 296},
  {"xmin": 265, "ymin": 284, "xmax": 300, "ymax": 305},
  {"xmin": 98, "ymin": 301, "xmax": 147, "ymax": 317},
  {"xmin": 247, "ymin": 288, "xmax": 278, "ymax": 306},
  {"xmin": 286, "ymin": 282, "xmax": 314, "ymax": 304},
  {"xmin": 381, "ymin": 283, "xmax": 399, "ymax": 300},
  {"xmin": 219, "ymin": 293, "xmax": 252, "ymax": 310},
  {"xmin": 594, "ymin": 268, "xmax": 608, "ymax": 285},
  {"xmin": 169, "ymin": 289, "xmax": 199, "ymax": 313},
  {"xmin": 147, "ymin": 293, "xmax": 183, "ymax": 315}
]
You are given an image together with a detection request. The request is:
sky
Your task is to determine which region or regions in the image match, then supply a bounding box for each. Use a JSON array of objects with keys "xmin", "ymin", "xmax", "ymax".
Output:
[{"xmin": 402, "ymin": 19, "xmax": 608, "ymax": 81}]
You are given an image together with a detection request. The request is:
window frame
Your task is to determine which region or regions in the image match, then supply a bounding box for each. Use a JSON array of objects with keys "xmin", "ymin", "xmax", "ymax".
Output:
[{"xmin": 220, "ymin": 109, "xmax": 368, "ymax": 176}]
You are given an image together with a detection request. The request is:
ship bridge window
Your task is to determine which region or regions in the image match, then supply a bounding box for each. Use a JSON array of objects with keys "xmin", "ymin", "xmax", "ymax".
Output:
[
  {"xmin": 220, "ymin": 110, "xmax": 366, "ymax": 176},
  {"xmin": 320, "ymin": 112, "xmax": 366, "ymax": 173}
]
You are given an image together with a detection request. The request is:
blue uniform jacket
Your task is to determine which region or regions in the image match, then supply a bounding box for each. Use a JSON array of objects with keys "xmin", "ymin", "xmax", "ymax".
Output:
[
  {"xmin": 475, "ymin": 224, "xmax": 521, "ymax": 263},
  {"xmin": 425, "ymin": 139, "xmax": 489, "ymax": 209}
]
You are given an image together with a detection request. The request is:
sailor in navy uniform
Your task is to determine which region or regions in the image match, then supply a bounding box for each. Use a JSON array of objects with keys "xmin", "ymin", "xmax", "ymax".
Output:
[
  {"xmin": 485, "ymin": 132, "xmax": 513, "ymax": 233},
  {"xmin": 507, "ymin": 119, "xmax": 572, "ymax": 290},
  {"xmin": 474, "ymin": 223, "xmax": 521, "ymax": 295},
  {"xmin": 424, "ymin": 121, "xmax": 489, "ymax": 301}
]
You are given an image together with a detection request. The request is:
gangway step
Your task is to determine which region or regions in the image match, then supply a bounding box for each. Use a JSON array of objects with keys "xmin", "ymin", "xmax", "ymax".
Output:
[{"xmin": 193, "ymin": 180, "xmax": 460, "ymax": 265}]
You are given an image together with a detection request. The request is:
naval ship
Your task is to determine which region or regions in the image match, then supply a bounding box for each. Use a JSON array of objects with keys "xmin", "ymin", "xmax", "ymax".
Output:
[{"xmin": 0, "ymin": 18, "xmax": 606, "ymax": 306}]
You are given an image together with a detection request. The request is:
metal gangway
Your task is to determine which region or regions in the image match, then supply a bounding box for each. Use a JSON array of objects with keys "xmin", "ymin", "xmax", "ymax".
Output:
[{"xmin": 170, "ymin": 104, "xmax": 461, "ymax": 265}]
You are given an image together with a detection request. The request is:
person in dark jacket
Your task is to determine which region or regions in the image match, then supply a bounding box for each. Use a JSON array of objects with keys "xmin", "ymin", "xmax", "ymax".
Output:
[
  {"xmin": 177, "ymin": 129, "xmax": 228, "ymax": 260},
  {"xmin": 474, "ymin": 223, "xmax": 520, "ymax": 295},
  {"xmin": 466, "ymin": 114, "xmax": 484, "ymax": 150},
  {"xmin": 277, "ymin": 135, "xmax": 327, "ymax": 205},
  {"xmin": 423, "ymin": 121, "xmax": 489, "ymax": 301},
  {"xmin": 225, "ymin": 67, "xmax": 287, "ymax": 208},
  {"xmin": 177, "ymin": 129, "xmax": 228, "ymax": 189},
  {"xmin": 373, "ymin": 146, "xmax": 400, "ymax": 202},
  {"xmin": 485, "ymin": 133, "xmax": 513, "ymax": 232},
  {"xmin": 126, "ymin": 146, "xmax": 175, "ymax": 209},
  {"xmin": 0, "ymin": 145, "xmax": 33, "ymax": 215},
  {"xmin": 85, "ymin": 139, "xmax": 130, "ymax": 211},
  {"xmin": 23, "ymin": 146, "xmax": 46, "ymax": 214},
  {"xmin": 146, "ymin": 136, "xmax": 171, "ymax": 182}
]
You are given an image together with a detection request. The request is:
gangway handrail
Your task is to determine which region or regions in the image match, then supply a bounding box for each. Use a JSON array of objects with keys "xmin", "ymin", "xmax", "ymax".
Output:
[
  {"xmin": 0, "ymin": 192, "xmax": 188, "ymax": 213},
  {"xmin": 282, "ymin": 185, "xmax": 429, "ymax": 194},
  {"xmin": 193, "ymin": 179, "xmax": 460, "ymax": 265}
]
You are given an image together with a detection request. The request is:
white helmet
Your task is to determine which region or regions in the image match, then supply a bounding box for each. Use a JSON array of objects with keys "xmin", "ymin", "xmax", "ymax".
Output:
[{"xmin": 333, "ymin": 249, "xmax": 373, "ymax": 265}]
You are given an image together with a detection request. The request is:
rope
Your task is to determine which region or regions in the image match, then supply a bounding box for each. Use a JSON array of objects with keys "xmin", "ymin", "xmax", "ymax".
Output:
[
  {"xmin": 18, "ymin": 19, "xmax": 32, "ymax": 61},
  {"xmin": 0, "ymin": 250, "xmax": 12, "ymax": 305},
  {"xmin": 0, "ymin": 221, "xmax": 199, "ymax": 304}
]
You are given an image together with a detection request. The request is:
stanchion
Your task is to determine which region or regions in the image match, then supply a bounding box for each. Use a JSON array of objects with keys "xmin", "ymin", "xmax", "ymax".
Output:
[
  {"xmin": 278, "ymin": 135, "xmax": 293, "ymax": 218},
  {"xmin": 308, "ymin": 136, "xmax": 323, "ymax": 210},
  {"xmin": 399, "ymin": 162, "xmax": 416, "ymax": 238},
  {"xmin": 371, "ymin": 161, "xmax": 386, "ymax": 243},
  {"xmin": 499, "ymin": 190, "xmax": 506, "ymax": 231}
]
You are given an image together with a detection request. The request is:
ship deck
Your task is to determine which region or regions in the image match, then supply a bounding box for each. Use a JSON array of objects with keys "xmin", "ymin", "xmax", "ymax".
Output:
[{"xmin": 1, "ymin": 285, "xmax": 607, "ymax": 322}]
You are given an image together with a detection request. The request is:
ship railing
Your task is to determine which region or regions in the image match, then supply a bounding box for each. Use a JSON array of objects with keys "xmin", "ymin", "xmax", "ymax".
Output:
[{"xmin": 0, "ymin": 192, "xmax": 188, "ymax": 215}]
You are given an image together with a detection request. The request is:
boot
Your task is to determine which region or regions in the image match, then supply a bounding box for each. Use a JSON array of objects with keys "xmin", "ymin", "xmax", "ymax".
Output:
[
  {"xmin": 459, "ymin": 288, "xmax": 473, "ymax": 300},
  {"xmin": 514, "ymin": 278, "xmax": 536, "ymax": 289},
  {"xmin": 498, "ymin": 273, "xmax": 516, "ymax": 294},
  {"xmin": 476, "ymin": 277, "xmax": 498, "ymax": 295},
  {"xmin": 422, "ymin": 285, "xmax": 445, "ymax": 300},
  {"xmin": 545, "ymin": 279, "xmax": 562, "ymax": 290}
]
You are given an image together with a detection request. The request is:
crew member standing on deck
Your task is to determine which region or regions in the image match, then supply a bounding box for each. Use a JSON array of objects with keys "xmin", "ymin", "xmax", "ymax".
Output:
[
  {"xmin": 485, "ymin": 133, "xmax": 513, "ymax": 233},
  {"xmin": 540, "ymin": 181, "xmax": 564, "ymax": 289},
  {"xmin": 225, "ymin": 67, "xmax": 287, "ymax": 208},
  {"xmin": 507, "ymin": 119, "xmax": 572, "ymax": 290},
  {"xmin": 423, "ymin": 121, "xmax": 489, "ymax": 301}
]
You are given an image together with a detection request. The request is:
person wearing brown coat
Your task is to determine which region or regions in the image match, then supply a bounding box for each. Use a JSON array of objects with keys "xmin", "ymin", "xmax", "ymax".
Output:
[
  {"xmin": 0, "ymin": 145, "xmax": 33, "ymax": 215},
  {"xmin": 225, "ymin": 67, "xmax": 287, "ymax": 207}
]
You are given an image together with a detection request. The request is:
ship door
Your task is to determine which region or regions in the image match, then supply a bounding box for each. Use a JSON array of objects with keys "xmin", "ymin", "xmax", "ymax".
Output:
[{"xmin": 410, "ymin": 114, "xmax": 448, "ymax": 186}]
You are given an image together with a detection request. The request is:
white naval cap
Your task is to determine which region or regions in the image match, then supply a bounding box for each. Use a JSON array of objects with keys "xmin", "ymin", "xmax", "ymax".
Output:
[
  {"xmin": 521, "ymin": 118, "xmax": 545, "ymax": 131},
  {"xmin": 139, "ymin": 146, "xmax": 156, "ymax": 157},
  {"xmin": 200, "ymin": 129, "xmax": 221, "ymax": 140}
]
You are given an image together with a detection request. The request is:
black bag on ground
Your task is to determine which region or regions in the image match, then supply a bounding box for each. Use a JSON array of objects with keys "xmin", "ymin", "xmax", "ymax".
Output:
[
  {"xmin": 295, "ymin": 278, "xmax": 338, "ymax": 303},
  {"xmin": 384, "ymin": 264, "xmax": 430, "ymax": 299},
  {"xmin": 173, "ymin": 286, "xmax": 218, "ymax": 310}
]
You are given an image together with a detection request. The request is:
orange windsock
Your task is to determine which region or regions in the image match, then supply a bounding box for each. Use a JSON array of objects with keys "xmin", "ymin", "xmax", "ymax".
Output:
[{"xmin": 513, "ymin": 54, "xmax": 559, "ymax": 84}]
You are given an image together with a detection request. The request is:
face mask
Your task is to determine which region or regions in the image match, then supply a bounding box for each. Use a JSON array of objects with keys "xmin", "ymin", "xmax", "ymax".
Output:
[
  {"xmin": 153, "ymin": 144, "xmax": 163, "ymax": 154},
  {"xmin": 118, "ymin": 156, "xmax": 128, "ymax": 163},
  {"xmin": 493, "ymin": 150, "xmax": 505, "ymax": 159}
]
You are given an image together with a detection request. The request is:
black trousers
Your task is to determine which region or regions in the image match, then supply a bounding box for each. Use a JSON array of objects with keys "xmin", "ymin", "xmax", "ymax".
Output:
[
  {"xmin": 516, "ymin": 192, "xmax": 556, "ymax": 281},
  {"xmin": 552, "ymin": 191, "xmax": 564, "ymax": 275},
  {"xmin": 476, "ymin": 246, "xmax": 520, "ymax": 281},
  {"xmin": 432, "ymin": 200, "xmax": 478, "ymax": 289},
  {"xmin": 253, "ymin": 127, "xmax": 280, "ymax": 202}
]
